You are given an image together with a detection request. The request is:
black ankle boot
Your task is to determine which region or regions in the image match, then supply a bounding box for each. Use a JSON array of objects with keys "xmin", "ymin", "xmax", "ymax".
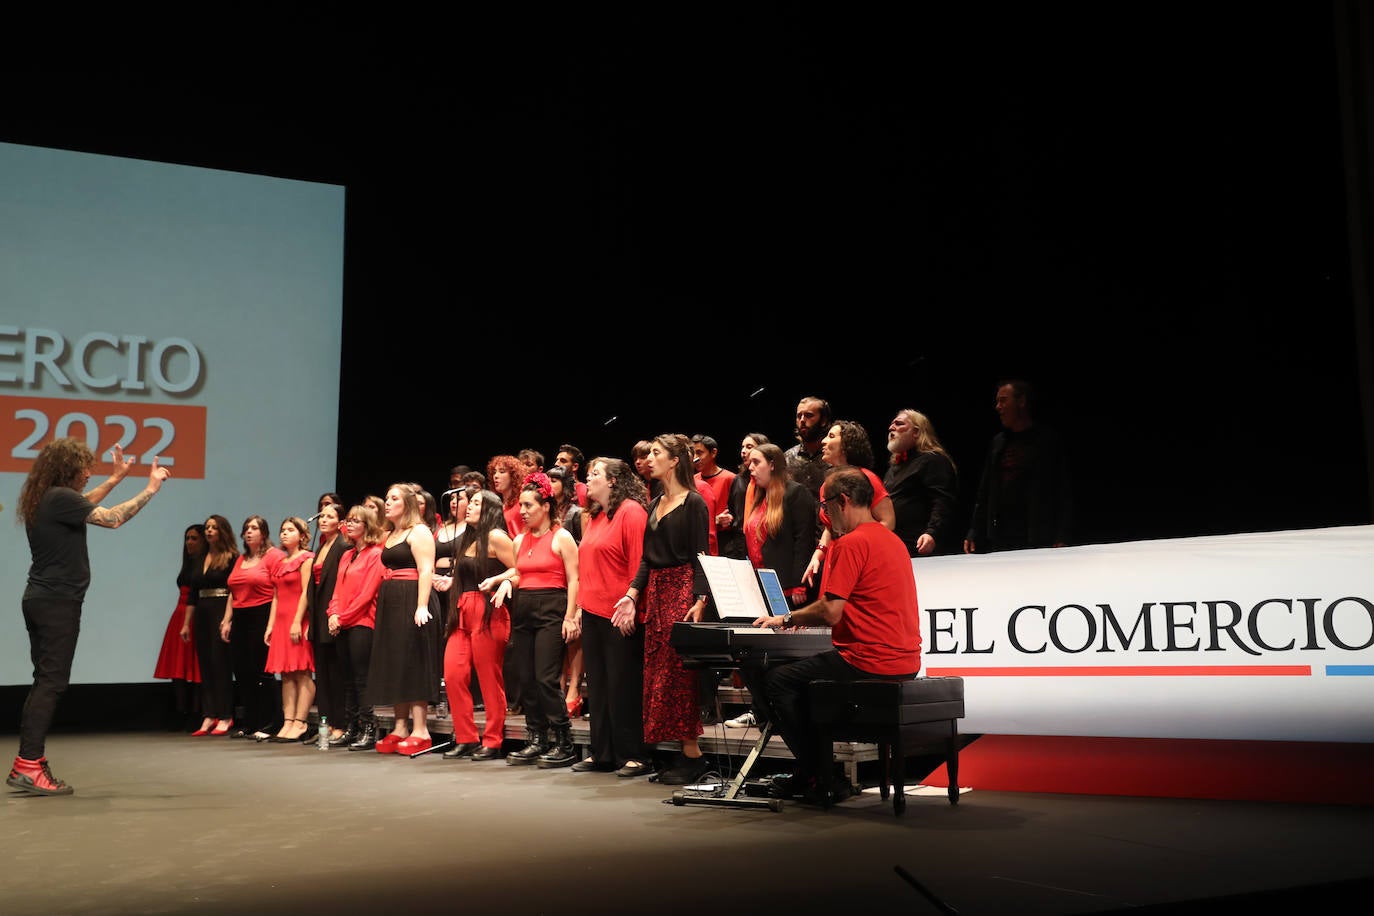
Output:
[
  {"xmin": 348, "ymin": 718, "xmax": 377, "ymax": 752},
  {"xmin": 537, "ymin": 724, "xmax": 577, "ymax": 768},
  {"xmin": 329, "ymin": 721, "xmax": 359, "ymax": 748},
  {"xmin": 506, "ymin": 729, "xmax": 550, "ymax": 766}
]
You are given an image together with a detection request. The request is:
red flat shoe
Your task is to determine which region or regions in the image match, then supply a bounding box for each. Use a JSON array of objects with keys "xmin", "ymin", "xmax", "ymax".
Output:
[
  {"xmin": 396, "ymin": 736, "xmax": 432, "ymax": 755},
  {"xmin": 375, "ymin": 733, "xmax": 404, "ymax": 754}
]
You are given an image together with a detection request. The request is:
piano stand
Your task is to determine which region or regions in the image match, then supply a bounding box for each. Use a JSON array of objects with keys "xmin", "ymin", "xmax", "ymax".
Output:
[{"xmin": 671, "ymin": 722, "xmax": 785, "ymax": 812}]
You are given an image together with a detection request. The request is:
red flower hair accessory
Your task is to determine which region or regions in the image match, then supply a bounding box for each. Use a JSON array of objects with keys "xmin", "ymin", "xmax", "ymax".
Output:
[{"xmin": 524, "ymin": 471, "xmax": 554, "ymax": 501}]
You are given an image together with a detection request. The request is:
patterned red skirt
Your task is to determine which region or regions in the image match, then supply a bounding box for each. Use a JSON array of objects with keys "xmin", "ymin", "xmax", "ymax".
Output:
[
  {"xmin": 641, "ymin": 564, "xmax": 701, "ymax": 744},
  {"xmin": 153, "ymin": 586, "xmax": 201, "ymax": 681}
]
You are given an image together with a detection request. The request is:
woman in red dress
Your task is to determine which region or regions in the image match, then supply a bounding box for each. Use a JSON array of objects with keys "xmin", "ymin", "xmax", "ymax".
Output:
[
  {"xmin": 154, "ymin": 523, "xmax": 205, "ymax": 730},
  {"xmin": 264, "ymin": 516, "xmax": 316, "ymax": 742}
]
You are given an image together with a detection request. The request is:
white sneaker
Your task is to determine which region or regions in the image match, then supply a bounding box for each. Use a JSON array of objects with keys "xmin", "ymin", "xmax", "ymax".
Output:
[{"xmin": 724, "ymin": 711, "xmax": 756, "ymax": 729}]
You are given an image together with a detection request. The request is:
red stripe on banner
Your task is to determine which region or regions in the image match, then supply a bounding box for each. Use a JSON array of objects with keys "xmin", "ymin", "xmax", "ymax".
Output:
[
  {"xmin": 924, "ymin": 665, "xmax": 1312, "ymax": 677},
  {"xmin": 920, "ymin": 734, "xmax": 1374, "ymax": 804}
]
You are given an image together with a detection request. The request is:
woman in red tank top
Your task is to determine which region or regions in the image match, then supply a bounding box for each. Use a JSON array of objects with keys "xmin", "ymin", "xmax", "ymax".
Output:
[{"xmin": 483, "ymin": 472, "xmax": 581, "ymax": 768}]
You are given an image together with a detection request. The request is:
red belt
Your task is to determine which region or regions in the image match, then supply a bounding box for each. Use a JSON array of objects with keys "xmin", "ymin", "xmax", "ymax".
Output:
[{"xmin": 382, "ymin": 568, "xmax": 419, "ymax": 581}]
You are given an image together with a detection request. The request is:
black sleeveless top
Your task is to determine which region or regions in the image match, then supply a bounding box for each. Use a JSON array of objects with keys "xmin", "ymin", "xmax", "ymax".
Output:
[
  {"xmin": 381, "ymin": 533, "xmax": 417, "ymax": 572},
  {"xmin": 455, "ymin": 551, "xmax": 505, "ymax": 593}
]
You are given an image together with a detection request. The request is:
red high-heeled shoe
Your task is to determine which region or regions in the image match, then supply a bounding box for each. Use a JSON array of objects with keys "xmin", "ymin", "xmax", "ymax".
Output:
[
  {"xmin": 209, "ymin": 718, "xmax": 234, "ymax": 736},
  {"xmin": 566, "ymin": 696, "xmax": 584, "ymax": 719}
]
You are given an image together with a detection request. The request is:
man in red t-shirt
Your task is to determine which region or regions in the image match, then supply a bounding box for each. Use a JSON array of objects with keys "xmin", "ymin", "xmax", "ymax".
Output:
[
  {"xmin": 751, "ymin": 466, "xmax": 921, "ymax": 802},
  {"xmin": 691, "ymin": 434, "xmax": 737, "ymax": 558}
]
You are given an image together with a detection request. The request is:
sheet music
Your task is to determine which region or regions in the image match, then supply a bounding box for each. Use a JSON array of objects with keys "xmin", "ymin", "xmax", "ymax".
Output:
[{"xmin": 698, "ymin": 554, "xmax": 769, "ymax": 621}]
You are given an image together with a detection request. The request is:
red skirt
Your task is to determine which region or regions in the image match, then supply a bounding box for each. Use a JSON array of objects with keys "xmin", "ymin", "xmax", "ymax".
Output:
[
  {"xmin": 153, "ymin": 586, "xmax": 201, "ymax": 681},
  {"xmin": 641, "ymin": 564, "xmax": 701, "ymax": 744},
  {"xmin": 265, "ymin": 597, "xmax": 315, "ymax": 674}
]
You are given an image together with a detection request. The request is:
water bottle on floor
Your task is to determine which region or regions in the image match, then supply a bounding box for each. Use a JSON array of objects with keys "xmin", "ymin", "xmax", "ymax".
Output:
[{"xmin": 318, "ymin": 715, "xmax": 329, "ymax": 750}]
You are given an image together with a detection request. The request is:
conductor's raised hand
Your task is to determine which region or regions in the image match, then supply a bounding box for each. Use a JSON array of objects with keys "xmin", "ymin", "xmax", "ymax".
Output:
[
  {"xmin": 146, "ymin": 456, "xmax": 172, "ymax": 492},
  {"xmin": 108, "ymin": 443, "xmax": 134, "ymax": 480}
]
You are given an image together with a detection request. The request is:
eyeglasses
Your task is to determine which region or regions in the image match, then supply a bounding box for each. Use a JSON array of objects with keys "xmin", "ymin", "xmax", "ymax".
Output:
[
  {"xmin": 820, "ymin": 494, "xmax": 843, "ymax": 511},
  {"xmin": 344, "ymin": 517, "xmax": 361, "ymax": 524}
]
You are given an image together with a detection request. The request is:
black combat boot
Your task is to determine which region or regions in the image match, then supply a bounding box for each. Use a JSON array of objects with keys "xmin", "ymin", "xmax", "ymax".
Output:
[
  {"xmin": 536, "ymin": 724, "xmax": 577, "ymax": 768},
  {"xmin": 348, "ymin": 714, "xmax": 377, "ymax": 752},
  {"xmin": 506, "ymin": 729, "xmax": 550, "ymax": 766}
]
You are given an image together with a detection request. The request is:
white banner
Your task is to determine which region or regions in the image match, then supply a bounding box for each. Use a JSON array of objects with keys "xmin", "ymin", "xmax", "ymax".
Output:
[{"xmin": 914, "ymin": 525, "xmax": 1374, "ymax": 743}]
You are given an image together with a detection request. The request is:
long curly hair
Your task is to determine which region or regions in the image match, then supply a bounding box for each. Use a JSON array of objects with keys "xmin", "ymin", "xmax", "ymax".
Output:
[
  {"xmin": 584, "ymin": 457, "xmax": 649, "ymax": 520},
  {"xmin": 487, "ymin": 454, "xmax": 527, "ymax": 508},
  {"xmin": 832, "ymin": 419, "xmax": 875, "ymax": 470},
  {"xmin": 17, "ymin": 437, "xmax": 94, "ymax": 526}
]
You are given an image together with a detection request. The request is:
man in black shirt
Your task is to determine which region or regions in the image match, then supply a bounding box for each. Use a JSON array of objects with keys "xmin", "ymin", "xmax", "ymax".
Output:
[
  {"xmin": 10, "ymin": 437, "xmax": 171, "ymax": 796},
  {"xmin": 964, "ymin": 379, "xmax": 1072, "ymax": 554}
]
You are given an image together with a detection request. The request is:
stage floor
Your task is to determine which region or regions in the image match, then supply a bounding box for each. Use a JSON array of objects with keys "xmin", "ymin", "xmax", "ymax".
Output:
[{"xmin": 2, "ymin": 732, "xmax": 1371, "ymax": 915}]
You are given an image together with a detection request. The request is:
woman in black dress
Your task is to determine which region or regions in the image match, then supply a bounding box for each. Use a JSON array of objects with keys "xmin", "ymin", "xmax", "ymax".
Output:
[
  {"xmin": 368, "ymin": 484, "xmax": 441, "ymax": 755},
  {"xmin": 186, "ymin": 514, "xmax": 239, "ymax": 736}
]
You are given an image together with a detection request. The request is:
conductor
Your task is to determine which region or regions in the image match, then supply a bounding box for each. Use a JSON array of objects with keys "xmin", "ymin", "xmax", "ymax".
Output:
[
  {"xmin": 751, "ymin": 466, "xmax": 921, "ymax": 803},
  {"xmin": 9, "ymin": 438, "xmax": 171, "ymax": 796}
]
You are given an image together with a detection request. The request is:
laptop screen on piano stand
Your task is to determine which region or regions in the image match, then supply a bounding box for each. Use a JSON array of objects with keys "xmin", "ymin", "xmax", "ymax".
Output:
[{"xmin": 755, "ymin": 568, "xmax": 792, "ymax": 618}]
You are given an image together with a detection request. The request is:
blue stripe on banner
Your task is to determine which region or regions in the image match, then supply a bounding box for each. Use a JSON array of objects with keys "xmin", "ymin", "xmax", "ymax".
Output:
[{"xmin": 1325, "ymin": 666, "xmax": 1374, "ymax": 676}]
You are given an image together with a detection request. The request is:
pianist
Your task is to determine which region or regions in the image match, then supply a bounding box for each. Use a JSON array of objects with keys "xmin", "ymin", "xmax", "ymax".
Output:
[{"xmin": 750, "ymin": 466, "xmax": 922, "ymax": 802}]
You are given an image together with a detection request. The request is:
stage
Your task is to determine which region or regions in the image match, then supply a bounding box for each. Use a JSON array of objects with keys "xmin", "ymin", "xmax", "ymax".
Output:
[{"xmin": 2, "ymin": 731, "xmax": 1370, "ymax": 915}]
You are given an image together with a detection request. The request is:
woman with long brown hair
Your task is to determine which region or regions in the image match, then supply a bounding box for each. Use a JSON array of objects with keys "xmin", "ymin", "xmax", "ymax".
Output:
[
  {"xmin": 308, "ymin": 500, "xmax": 351, "ymax": 745},
  {"xmin": 185, "ymin": 514, "xmax": 240, "ymax": 736},
  {"xmin": 572, "ymin": 457, "xmax": 651, "ymax": 776},
  {"xmin": 440, "ymin": 488, "xmax": 515, "ymax": 760},
  {"xmin": 368, "ymin": 484, "xmax": 441, "ymax": 755},
  {"xmin": 613, "ymin": 433, "xmax": 712, "ymax": 785}
]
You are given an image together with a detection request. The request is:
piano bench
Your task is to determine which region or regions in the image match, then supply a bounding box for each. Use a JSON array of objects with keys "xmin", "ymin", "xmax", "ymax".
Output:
[{"xmin": 809, "ymin": 676, "xmax": 965, "ymax": 815}]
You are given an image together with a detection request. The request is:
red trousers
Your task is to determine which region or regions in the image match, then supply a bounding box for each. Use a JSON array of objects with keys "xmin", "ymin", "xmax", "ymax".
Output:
[{"xmin": 444, "ymin": 590, "xmax": 510, "ymax": 747}]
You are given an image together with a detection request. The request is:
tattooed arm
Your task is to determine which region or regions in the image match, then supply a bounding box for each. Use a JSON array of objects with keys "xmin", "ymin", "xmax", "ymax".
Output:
[{"xmin": 86, "ymin": 458, "xmax": 172, "ymax": 529}]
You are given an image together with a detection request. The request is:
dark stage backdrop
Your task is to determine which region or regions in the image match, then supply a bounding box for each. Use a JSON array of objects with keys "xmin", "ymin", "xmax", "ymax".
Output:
[{"xmin": 3, "ymin": 6, "xmax": 1371, "ymax": 559}]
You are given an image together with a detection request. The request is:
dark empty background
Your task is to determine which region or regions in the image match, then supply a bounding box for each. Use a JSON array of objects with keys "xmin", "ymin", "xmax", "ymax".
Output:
[{"xmin": 4, "ymin": 5, "xmax": 1371, "ymax": 548}]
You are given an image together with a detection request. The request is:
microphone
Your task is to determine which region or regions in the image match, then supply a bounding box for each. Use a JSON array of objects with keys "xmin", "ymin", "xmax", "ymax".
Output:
[
  {"xmin": 306, "ymin": 511, "xmax": 324, "ymax": 523},
  {"xmin": 440, "ymin": 487, "xmax": 464, "ymax": 498}
]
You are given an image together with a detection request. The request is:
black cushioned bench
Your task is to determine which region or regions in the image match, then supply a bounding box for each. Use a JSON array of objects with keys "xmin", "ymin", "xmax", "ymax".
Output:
[{"xmin": 809, "ymin": 676, "xmax": 965, "ymax": 815}]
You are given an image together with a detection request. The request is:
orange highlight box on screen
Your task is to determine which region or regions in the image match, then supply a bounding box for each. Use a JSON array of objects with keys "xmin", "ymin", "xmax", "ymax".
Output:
[{"xmin": 0, "ymin": 396, "xmax": 207, "ymax": 479}]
